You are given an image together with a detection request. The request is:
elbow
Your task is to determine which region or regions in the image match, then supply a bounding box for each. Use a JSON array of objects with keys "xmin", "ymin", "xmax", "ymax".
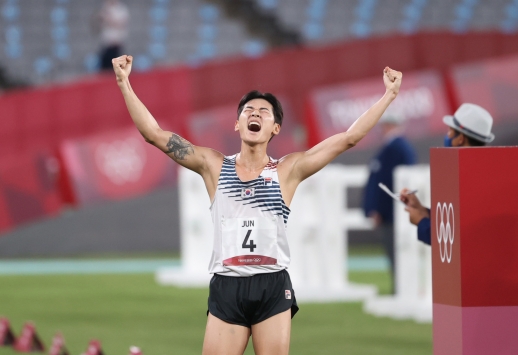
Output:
[
  {"xmin": 343, "ymin": 132, "xmax": 362, "ymax": 150},
  {"xmin": 141, "ymin": 127, "xmax": 161, "ymax": 145},
  {"xmin": 140, "ymin": 131, "xmax": 154, "ymax": 145}
]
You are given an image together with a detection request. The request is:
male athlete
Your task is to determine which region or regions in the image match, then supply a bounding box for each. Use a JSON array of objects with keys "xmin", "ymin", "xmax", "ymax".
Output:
[{"xmin": 112, "ymin": 54, "xmax": 402, "ymax": 355}]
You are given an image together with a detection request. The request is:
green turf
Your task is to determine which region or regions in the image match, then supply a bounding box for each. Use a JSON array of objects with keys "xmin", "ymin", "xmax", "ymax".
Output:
[{"xmin": 0, "ymin": 271, "xmax": 431, "ymax": 355}]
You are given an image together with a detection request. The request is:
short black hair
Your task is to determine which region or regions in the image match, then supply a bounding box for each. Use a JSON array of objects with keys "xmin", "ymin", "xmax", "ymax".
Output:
[
  {"xmin": 466, "ymin": 135, "xmax": 486, "ymax": 146},
  {"xmin": 454, "ymin": 129, "xmax": 487, "ymax": 147},
  {"xmin": 237, "ymin": 90, "xmax": 283, "ymax": 126}
]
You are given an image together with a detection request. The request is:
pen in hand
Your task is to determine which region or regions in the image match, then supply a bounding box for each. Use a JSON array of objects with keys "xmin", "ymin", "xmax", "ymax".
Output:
[{"xmin": 398, "ymin": 189, "xmax": 417, "ymax": 197}]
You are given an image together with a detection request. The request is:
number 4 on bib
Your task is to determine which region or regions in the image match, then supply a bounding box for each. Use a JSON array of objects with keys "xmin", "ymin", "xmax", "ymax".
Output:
[
  {"xmin": 221, "ymin": 217, "xmax": 278, "ymax": 266},
  {"xmin": 242, "ymin": 230, "xmax": 257, "ymax": 252}
]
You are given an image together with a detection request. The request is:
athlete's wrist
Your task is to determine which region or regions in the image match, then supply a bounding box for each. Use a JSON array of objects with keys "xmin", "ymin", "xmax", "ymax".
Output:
[
  {"xmin": 117, "ymin": 77, "xmax": 130, "ymax": 88},
  {"xmin": 384, "ymin": 89, "xmax": 398, "ymax": 101},
  {"xmin": 117, "ymin": 77, "xmax": 131, "ymax": 93}
]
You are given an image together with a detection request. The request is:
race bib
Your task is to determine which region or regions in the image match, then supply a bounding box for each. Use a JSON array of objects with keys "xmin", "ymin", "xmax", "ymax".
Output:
[{"xmin": 221, "ymin": 217, "xmax": 278, "ymax": 266}]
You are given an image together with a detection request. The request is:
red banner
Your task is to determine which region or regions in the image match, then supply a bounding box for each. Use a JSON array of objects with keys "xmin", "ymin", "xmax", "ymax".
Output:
[
  {"xmin": 0, "ymin": 67, "xmax": 191, "ymax": 163},
  {"xmin": 305, "ymin": 70, "xmax": 451, "ymax": 148},
  {"xmin": 59, "ymin": 127, "xmax": 176, "ymax": 206},
  {"xmin": 449, "ymin": 54, "xmax": 518, "ymax": 123},
  {"xmin": 0, "ymin": 152, "xmax": 61, "ymax": 233}
]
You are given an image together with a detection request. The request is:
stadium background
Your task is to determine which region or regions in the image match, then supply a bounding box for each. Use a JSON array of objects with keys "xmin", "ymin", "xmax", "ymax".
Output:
[{"xmin": 1, "ymin": 0, "xmax": 518, "ymax": 354}]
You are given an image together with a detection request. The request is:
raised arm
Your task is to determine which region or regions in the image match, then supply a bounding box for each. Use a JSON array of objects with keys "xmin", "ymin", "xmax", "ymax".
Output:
[
  {"xmin": 278, "ymin": 67, "xmax": 402, "ymax": 203},
  {"xmin": 112, "ymin": 55, "xmax": 223, "ymax": 196}
]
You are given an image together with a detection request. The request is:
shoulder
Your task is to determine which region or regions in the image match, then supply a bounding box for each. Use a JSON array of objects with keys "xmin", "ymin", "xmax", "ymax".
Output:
[
  {"xmin": 276, "ymin": 152, "xmax": 303, "ymax": 173},
  {"xmin": 224, "ymin": 153, "xmax": 237, "ymax": 161},
  {"xmin": 393, "ymin": 136, "xmax": 412, "ymax": 145},
  {"xmin": 387, "ymin": 136, "xmax": 414, "ymax": 151}
]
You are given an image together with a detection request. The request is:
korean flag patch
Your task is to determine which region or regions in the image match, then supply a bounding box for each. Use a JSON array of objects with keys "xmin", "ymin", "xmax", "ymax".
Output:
[{"xmin": 241, "ymin": 188, "xmax": 255, "ymax": 198}]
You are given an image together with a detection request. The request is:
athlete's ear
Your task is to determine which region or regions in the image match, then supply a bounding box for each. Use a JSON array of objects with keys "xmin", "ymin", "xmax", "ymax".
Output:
[
  {"xmin": 234, "ymin": 120, "xmax": 239, "ymax": 132},
  {"xmin": 272, "ymin": 122, "xmax": 281, "ymax": 136}
]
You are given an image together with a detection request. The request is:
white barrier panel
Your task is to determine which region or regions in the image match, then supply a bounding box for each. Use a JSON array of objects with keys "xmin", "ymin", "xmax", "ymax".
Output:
[
  {"xmin": 363, "ymin": 165, "xmax": 432, "ymax": 323},
  {"xmin": 157, "ymin": 165, "xmax": 378, "ymax": 303},
  {"xmin": 156, "ymin": 167, "xmax": 213, "ymax": 287},
  {"xmin": 288, "ymin": 165, "xmax": 377, "ymax": 302}
]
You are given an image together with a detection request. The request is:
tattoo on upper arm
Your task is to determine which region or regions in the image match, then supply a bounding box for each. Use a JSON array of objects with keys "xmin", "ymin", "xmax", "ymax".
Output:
[{"xmin": 166, "ymin": 134, "xmax": 194, "ymax": 160}]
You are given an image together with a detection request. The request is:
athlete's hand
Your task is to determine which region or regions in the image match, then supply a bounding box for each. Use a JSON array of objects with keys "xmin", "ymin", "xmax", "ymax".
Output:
[
  {"xmin": 112, "ymin": 55, "xmax": 133, "ymax": 83},
  {"xmin": 383, "ymin": 67, "xmax": 402, "ymax": 97}
]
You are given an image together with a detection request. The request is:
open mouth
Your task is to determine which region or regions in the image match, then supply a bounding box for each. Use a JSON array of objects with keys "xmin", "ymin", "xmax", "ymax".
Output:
[{"xmin": 248, "ymin": 121, "xmax": 261, "ymax": 132}]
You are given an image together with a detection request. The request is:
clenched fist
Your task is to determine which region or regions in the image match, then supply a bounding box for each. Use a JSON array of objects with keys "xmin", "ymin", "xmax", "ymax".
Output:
[
  {"xmin": 112, "ymin": 55, "xmax": 133, "ymax": 83},
  {"xmin": 383, "ymin": 67, "xmax": 402, "ymax": 96}
]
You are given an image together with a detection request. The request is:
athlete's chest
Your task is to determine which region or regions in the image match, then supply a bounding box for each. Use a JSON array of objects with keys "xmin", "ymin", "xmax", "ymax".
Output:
[{"xmin": 235, "ymin": 165, "xmax": 262, "ymax": 182}]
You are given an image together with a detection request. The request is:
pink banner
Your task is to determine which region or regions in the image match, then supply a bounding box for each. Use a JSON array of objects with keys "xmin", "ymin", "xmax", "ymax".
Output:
[
  {"xmin": 59, "ymin": 127, "xmax": 176, "ymax": 206},
  {"xmin": 306, "ymin": 70, "xmax": 451, "ymax": 148},
  {"xmin": 450, "ymin": 54, "xmax": 518, "ymax": 123}
]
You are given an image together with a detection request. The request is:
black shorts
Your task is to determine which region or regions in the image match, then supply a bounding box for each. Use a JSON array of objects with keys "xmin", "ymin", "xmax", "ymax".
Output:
[{"xmin": 207, "ymin": 269, "xmax": 299, "ymax": 328}]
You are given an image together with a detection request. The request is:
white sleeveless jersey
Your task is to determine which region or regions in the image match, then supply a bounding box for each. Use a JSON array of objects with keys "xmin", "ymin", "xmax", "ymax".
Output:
[{"xmin": 208, "ymin": 154, "xmax": 291, "ymax": 277}]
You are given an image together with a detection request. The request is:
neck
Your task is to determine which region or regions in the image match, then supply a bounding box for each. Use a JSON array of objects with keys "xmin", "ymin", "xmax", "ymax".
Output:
[{"xmin": 237, "ymin": 142, "xmax": 269, "ymax": 171}]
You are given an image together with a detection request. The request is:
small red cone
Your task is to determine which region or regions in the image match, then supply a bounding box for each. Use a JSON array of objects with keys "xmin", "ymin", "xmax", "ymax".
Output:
[
  {"xmin": 13, "ymin": 322, "xmax": 45, "ymax": 352},
  {"xmin": 81, "ymin": 339, "xmax": 104, "ymax": 355},
  {"xmin": 48, "ymin": 333, "xmax": 69, "ymax": 355},
  {"xmin": 129, "ymin": 346, "xmax": 141, "ymax": 355},
  {"xmin": 0, "ymin": 317, "xmax": 15, "ymax": 346}
]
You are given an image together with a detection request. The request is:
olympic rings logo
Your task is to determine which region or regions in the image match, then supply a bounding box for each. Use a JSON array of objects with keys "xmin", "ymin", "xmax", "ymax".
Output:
[{"xmin": 436, "ymin": 202, "xmax": 454, "ymax": 263}]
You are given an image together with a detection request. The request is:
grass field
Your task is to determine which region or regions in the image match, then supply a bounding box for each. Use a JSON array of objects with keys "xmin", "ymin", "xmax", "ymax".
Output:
[{"xmin": 0, "ymin": 269, "xmax": 432, "ymax": 355}]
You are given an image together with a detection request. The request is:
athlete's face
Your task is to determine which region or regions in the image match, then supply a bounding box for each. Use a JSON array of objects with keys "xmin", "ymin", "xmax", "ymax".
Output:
[{"xmin": 235, "ymin": 98, "xmax": 280, "ymax": 144}]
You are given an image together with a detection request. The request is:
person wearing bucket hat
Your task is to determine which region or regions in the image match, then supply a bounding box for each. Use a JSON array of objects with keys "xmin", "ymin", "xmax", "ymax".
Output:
[
  {"xmin": 399, "ymin": 103, "xmax": 495, "ymax": 245},
  {"xmin": 442, "ymin": 103, "xmax": 495, "ymax": 147}
]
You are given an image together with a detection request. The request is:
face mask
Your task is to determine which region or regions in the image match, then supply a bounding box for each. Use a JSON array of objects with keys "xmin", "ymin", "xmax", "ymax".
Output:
[{"xmin": 444, "ymin": 131, "xmax": 460, "ymax": 147}]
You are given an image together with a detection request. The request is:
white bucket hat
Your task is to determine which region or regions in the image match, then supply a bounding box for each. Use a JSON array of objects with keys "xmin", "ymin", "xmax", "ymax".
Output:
[{"xmin": 443, "ymin": 103, "xmax": 495, "ymax": 143}]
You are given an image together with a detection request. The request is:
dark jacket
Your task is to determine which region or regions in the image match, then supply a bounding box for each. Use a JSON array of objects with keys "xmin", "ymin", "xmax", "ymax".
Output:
[
  {"xmin": 418, "ymin": 216, "xmax": 431, "ymax": 245},
  {"xmin": 363, "ymin": 136, "xmax": 416, "ymax": 224}
]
